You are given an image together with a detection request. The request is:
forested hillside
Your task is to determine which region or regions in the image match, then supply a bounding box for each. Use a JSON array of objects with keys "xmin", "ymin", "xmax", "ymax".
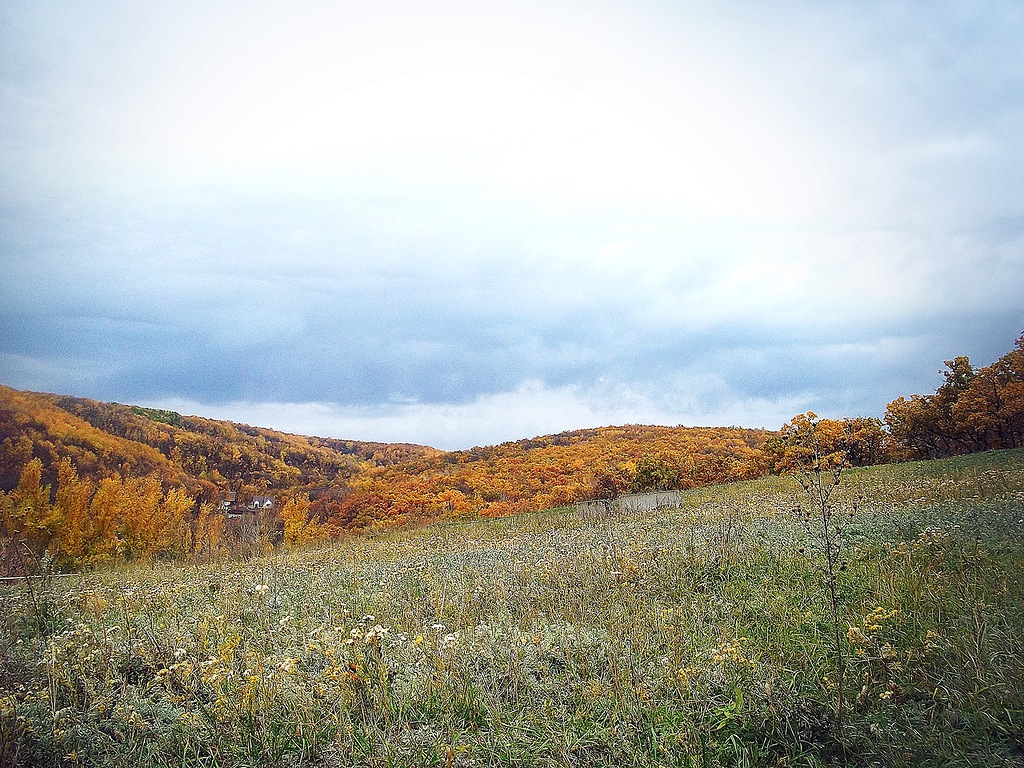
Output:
[
  {"xmin": 0, "ymin": 386, "xmax": 438, "ymax": 501},
  {"xmin": 316, "ymin": 423, "xmax": 774, "ymax": 530},
  {"xmin": 884, "ymin": 333, "xmax": 1024, "ymax": 458},
  {"xmin": 1, "ymin": 332, "xmax": 1021, "ymax": 571},
  {"xmin": 0, "ymin": 385, "xmax": 776, "ymax": 562}
]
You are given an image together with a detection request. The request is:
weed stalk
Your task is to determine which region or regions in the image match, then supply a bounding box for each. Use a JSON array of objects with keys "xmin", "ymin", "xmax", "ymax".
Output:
[{"xmin": 786, "ymin": 413, "xmax": 851, "ymax": 732}]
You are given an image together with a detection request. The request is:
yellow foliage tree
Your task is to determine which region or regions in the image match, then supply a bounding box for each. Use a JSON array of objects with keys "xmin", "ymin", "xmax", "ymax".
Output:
[
  {"xmin": 4, "ymin": 459, "xmax": 57, "ymax": 558},
  {"xmin": 54, "ymin": 457, "xmax": 93, "ymax": 562},
  {"xmin": 282, "ymin": 496, "xmax": 326, "ymax": 546}
]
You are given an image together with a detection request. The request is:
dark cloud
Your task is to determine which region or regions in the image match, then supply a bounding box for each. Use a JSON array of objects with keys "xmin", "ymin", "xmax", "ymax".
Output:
[{"xmin": 1, "ymin": 2, "xmax": 1023, "ymax": 446}]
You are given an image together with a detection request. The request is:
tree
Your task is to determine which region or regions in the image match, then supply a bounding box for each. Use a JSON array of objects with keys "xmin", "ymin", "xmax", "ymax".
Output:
[
  {"xmin": 116, "ymin": 477, "xmax": 164, "ymax": 561},
  {"xmin": 885, "ymin": 333, "xmax": 1024, "ymax": 458},
  {"xmin": 282, "ymin": 496, "xmax": 325, "ymax": 546},
  {"xmin": 954, "ymin": 334, "xmax": 1024, "ymax": 450},
  {"xmin": 934, "ymin": 356, "xmax": 977, "ymax": 453},
  {"xmin": 628, "ymin": 455, "xmax": 680, "ymax": 493},
  {"xmin": 0, "ymin": 434, "xmax": 33, "ymax": 490},
  {"xmin": 589, "ymin": 465, "xmax": 630, "ymax": 500},
  {"xmin": 160, "ymin": 487, "xmax": 195, "ymax": 558},
  {"xmin": 998, "ymin": 333, "xmax": 1024, "ymax": 446},
  {"xmin": 885, "ymin": 395, "xmax": 943, "ymax": 460},
  {"xmin": 4, "ymin": 459, "xmax": 56, "ymax": 558},
  {"xmin": 88, "ymin": 477, "xmax": 123, "ymax": 562},
  {"xmin": 842, "ymin": 417, "xmax": 888, "ymax": 467},
  {"xmin": 193, "ymin": 502, "xmax": 224, "ymax": 559},
  {"xmin": 54, "ymin": 458, "xmax": 93, "ymax": 562}
]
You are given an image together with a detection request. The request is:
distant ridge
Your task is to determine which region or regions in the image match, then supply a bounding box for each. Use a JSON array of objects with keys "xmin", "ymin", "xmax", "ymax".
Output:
[
  {"xmin": 0, "ymin": 385, "xmax": 773, "ymax": 530},
  {"xmin": 4, "ymin": 333, "xmax": 1021, "ymax": 560},
  {"xmin": 0, "ymin": 385, "xmax": 439, "ymax": 499}
]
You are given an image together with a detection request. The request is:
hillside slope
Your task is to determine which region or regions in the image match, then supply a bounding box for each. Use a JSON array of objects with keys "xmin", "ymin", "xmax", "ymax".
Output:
[
  {"xmin": 325, "ymin": 423, "xmax": 773, "ymax": 527},
  {"xmin": 4, "ymin": 450, "xmax": 1022, "ymax": 765},
  {"xmin": 0, "ymin": 386, "xmax": 774, "ymax": 530},
  {"xmin": 0, "ymin": 386, "xmax": 439, "ymax": 502}
]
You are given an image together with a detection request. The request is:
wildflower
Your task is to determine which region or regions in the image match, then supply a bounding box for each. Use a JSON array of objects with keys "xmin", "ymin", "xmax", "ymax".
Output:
[
  {"xmin": 254, "ymin": 584, "xmax": 270, "ymax": 596},
  {"xmin": 847, "ymin": 626, "xmax": 868, "ymax": 644},
  {"xmin": 364, "ymin": 625, "xmax": 389, "ymax": 646},
  {"xmin": 711, "ymin": 639, "xmax": 753, "ymax": 666},
  {"xmin": 676, "ymin": 665, "xmax": 697, "ymax": 685},
  {"xmin": 174, "ymin": 647, "xmax": 187, "ymax": 660}
]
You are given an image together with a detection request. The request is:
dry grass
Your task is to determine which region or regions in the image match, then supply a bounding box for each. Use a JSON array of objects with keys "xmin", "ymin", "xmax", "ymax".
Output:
[{"xmin": 2, "ymin": 449, "xmax": 1023, "ymax": 767}]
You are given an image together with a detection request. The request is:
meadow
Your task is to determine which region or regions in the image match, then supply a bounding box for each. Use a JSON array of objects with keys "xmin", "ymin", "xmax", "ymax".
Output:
[{"xmin": 2, "ymin": 450, "xmax": 1023, "ymax": 767}]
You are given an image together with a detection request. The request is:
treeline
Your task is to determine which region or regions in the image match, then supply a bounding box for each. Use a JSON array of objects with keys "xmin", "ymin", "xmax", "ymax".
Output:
[
  {"xmin": 0, "ymin": 386, "xmax": 438, "ymax": 502},
  {"xmin": 1, "ymin": 333, "xmax": 1021, "ymax": 566},
  {"xmin": 0, "ymin": 422, "xmax": 777, "ymax": 567},
  {"xmin": 309, "ymin": 424, "xmax": 775, "ymax": 531},
  {"xmin": 884, "ymin": 334, "xmax": 1024, "ymax": 458}
]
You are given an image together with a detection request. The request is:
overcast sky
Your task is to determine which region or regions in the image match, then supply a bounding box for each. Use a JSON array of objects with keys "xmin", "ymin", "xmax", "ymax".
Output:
[{"xmin": 2, "ymin": 1, "xmax": 1022, "ymax": 450}]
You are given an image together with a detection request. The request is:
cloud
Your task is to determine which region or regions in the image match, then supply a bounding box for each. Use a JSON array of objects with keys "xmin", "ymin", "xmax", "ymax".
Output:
[
  {"xmin": 145, "ymin": 378, "xmax": 810, "ymax": 451},
  {"xmin": 1, "ymin": 1, "xmax": 1023, "ymax": 448},
  {"xmin": 134, "ymin": 330, "xmax": 964, "ymax": 451}
]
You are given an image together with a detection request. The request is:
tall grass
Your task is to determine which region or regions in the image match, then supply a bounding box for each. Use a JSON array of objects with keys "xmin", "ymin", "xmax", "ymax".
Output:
[{"xmin": 2, "ymin": 450, "xmax": 1023, "ymax": 766}]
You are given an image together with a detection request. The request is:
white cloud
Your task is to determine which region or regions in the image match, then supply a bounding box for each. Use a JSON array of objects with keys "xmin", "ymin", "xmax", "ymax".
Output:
[
  {"xmin": 145, "ymin": 377, "xmax": 817, "ymax": 450},
  {"xmin": 3, "ymin": 1, "xmax": 1023, "ymax": 446}
]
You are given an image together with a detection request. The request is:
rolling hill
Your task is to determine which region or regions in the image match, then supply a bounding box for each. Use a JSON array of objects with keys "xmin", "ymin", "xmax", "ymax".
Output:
[{"xmin": 0, "ymin": 386, "xmax": 774, "ymax": 541}]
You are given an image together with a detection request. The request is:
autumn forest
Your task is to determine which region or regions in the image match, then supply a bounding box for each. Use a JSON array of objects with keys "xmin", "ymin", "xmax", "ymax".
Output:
[{"xmin": 2, "ymin": 333, "xmax": 1022, "ymax": 574}]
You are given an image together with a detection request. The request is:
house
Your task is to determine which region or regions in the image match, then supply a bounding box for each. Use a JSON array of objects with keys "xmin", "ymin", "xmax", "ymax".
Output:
[
  {"xmin": 219, "ymin": 491, "xmax": 282, "ymax": 545},
  {"xmin": 220, "ymin": 492, "xmax": 275, "ymax": 518},
  {"xmin": 219, "ymin": 491, "xmax": 238, "ymax": 515}
]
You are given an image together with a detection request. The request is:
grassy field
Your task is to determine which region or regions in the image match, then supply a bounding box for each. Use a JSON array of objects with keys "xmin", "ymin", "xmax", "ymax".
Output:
[{"xmin": 2, "ymin": 450, "xmax": 1023, "ymax": 767}]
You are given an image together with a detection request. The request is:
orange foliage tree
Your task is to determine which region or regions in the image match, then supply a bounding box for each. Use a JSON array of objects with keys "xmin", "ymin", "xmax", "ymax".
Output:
[
  {"xmin": 767, "ymin": 414, "xmax": 887, "ymax": 473},
  {"xmin": 281, "ymin": 496, "xmax": 330, "ymax": 546},
  {"xmin": 886, "ymin": 333, "xmax": 1024, "ymax": 459}
]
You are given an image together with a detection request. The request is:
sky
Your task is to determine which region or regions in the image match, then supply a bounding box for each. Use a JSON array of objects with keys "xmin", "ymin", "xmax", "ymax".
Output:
[{"xmin": 1, "ymin": 1, "xmax": 1022, "ymax": 450}]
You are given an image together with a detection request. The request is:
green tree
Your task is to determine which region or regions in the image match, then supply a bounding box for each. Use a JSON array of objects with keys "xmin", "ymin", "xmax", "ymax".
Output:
[{"xmin": 628, "ymin": 454, "xmax": 679, "ymax": 493}]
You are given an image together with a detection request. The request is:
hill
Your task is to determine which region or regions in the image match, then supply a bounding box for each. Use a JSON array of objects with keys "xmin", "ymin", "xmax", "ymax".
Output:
[
  {"xmin": 330, "ymin": 423, "xmax": 773, "ymax": 528},
  {"xmin": 0, "ymin": 385, "xmax": 440, "ymax": 501},
  {"xmin": 2, "ymin": 329, "xmax": 1020, "ymax": 566},
  {"xmin": 3, "ymin": 449, "xmax": 1022, "ymax": 766},
  {"xmin": 0, "ymin": 386, "xmax": 776, "ymax": 563}
]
